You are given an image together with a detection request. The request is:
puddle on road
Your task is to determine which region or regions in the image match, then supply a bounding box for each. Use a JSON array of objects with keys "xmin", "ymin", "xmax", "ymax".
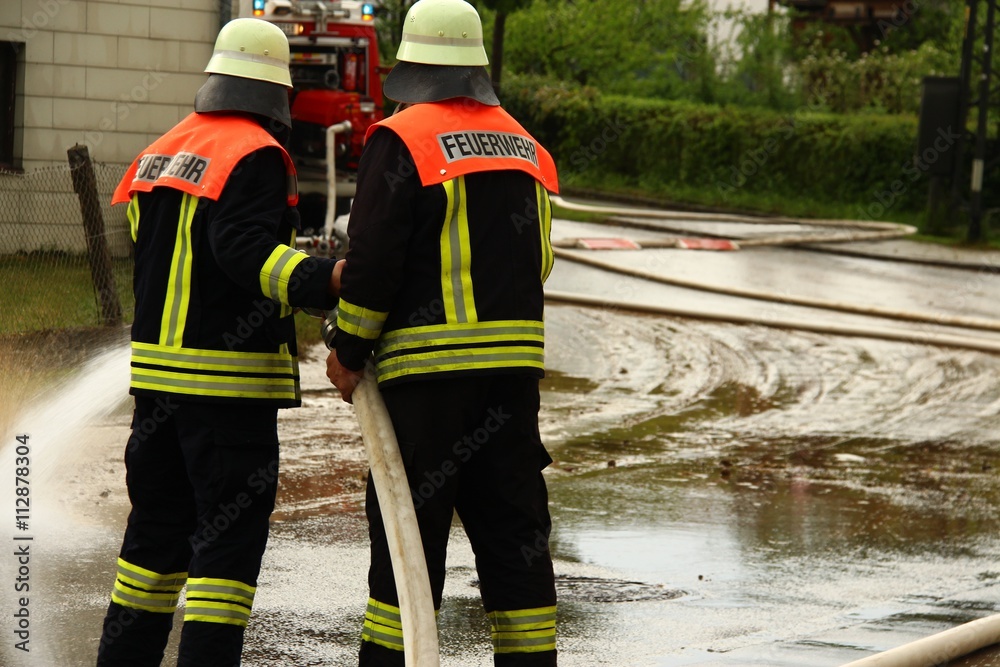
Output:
[
  {"xmin": 554, "ymin": 574, "xmax": 685, "ymax": 603},
  {"xmin": 4, "ymin": 305, "xmax": 1000, "ymax": 666}
]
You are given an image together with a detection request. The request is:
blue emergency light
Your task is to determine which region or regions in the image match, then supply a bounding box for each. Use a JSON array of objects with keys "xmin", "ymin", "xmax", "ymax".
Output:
[
  {"xmin": 362, "ymin": 3, "xmax": 375, "ymax": 20},
  {"xmin": 253, "ymin": 0, "xmax": 266, "ymax": 16}
]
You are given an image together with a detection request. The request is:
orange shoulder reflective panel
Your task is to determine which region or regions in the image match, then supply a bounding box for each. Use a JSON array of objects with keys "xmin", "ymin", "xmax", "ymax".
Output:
[
  {"xmin": 366, "ymin": 100, "xmax": 559, "ymax": 191},
  {"xmin": 112, "ymin": 112, "xmax": 298, "ymax": 206}
]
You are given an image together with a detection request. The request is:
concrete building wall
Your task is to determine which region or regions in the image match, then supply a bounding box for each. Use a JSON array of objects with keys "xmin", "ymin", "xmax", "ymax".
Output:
[
  {"xmin": 0, "ymin": 0, "xmax": 229, "ymax": 171},
  {"xmin": 0, "ymin": 0, "xmax": 245, "ymax": 255}
]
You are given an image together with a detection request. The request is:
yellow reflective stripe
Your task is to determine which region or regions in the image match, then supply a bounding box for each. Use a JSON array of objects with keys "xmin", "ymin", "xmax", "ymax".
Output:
[
  {"xmin": 113, "ymin": 580, "xmax": 181, "ymax": 605},
  {"xmin": 536, "ymin": 183, "xmax": 554, "ymax": 282},
  {"xmin": 362, "ymin": 619, "xmax": 405, "ymax": 650},
  {"xmin": 259, "ymin": 244, "xmax": 308, "ymax": 304},
  {"xmin": 186, "ymin": 577, "xmax": 256, "ymax": 606},
  {"xmin": 490, "ymin": 606, "xmax": 557, "ymax": 630},
  {"xmin": 361, "ymin": 597, "xmax": 406, "ymax": 650},
  {"xmin": 375, "ymin": 345, "xmax": 544, "ymax": 382},
  {"xmin": 111, "ymin": 557, "xmax": 186, "ymax": 613},
  {"xmin": 127, "ymin": 195, "xmax": 140, "ymax": 242},
  {"xmin": 281, "ymin": 229, "xmax": 296, "ymax": 317},
  {"xmin": 116, "ymin": 557, "xmax": 186, "ymax": 591},
  {"xmin": 337, "ymin": 299, "xmax": 389, "ymax": 340},
  {"xmin": 131, "ymin": 341, "xmax": 296, "ymax": 375},
  {"xmin": 281, "ymin": 343, "xmax": 300, "ymax": 378},
  {"xmin": 493, "ymin": 629, "xmax": 556, "ymax": 653},
  {"xmin": 365, "ymin": 598, "xmax": 402, "ymax": 629},
  {"xmin": 184, "ymin": 601, "xmax": 251, "ymax": 627},
  {"xmin": 187, "ymin": 577, "xmax": 256, "ymax": 594},
  {"xmin": 112, "ymin": 589, "xmax": 180, "ymax": 613},
  {"xmin": 440, "ymin": 177, "xmax": 477, "ymax": 324},
  {"xmin": 441, "ymin": 179, "xmax": 457, "ymax": 321},
  {"xmin": 159, "ymin": 193, "xmax": 197, "ymax": 347},
  {"xmin": 490, "ymin": 606, "xmax": 556, "ymax": 654},
  {"xmin": 131, "ymin": 368, "xmax": 300, "ymax": 401},
  {"xmin": 377, "ymin": 320, "xmax": 543, "ymax": 356}
]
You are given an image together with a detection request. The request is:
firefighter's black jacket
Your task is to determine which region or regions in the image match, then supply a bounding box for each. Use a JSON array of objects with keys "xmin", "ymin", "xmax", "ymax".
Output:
[
  {"xmin": 335, "ymin": 128, "xmax": 554, "ymax": 386},
  {"xmin": 128, "ymin": 144, "xmax": 338, "ymax": 407}
]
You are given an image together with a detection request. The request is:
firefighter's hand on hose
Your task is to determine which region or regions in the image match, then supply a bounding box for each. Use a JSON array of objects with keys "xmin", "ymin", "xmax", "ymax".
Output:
[
  {"xmin": 326, "ymin": 350, "xmax": 364, "ymax": 403},
  {"xmin": 329, "ymin": 258, "xmax": 346, "ymax": 297}
]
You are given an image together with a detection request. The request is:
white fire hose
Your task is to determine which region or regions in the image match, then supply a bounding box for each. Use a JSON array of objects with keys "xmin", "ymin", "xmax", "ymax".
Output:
[
  {"xmin": 352, "ymin": 364, "xmax": 440, "ymax": 667},
  {"xmin": 325, "ymin": 121, "xmax": 352, "ymax": 236},
  {"xmin": 317, "ymin": 310, "xmax": 440, "ymax": 666},
  {"xmin": 840, "ymin": 612, "xmax": 1000, "ymax": 667}
]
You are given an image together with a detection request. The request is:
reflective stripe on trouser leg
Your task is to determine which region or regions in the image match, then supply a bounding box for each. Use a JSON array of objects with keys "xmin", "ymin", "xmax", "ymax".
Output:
[
  {"xmin": 110, "ymin": 557, "xmax": 186, "ymax": 613},
  {"xmin": 361, "ymin": 597, "xmax": 406, "ymax": 651},
  {"xmin": 489, "ymin": 606, "xmax": 557, "ymax": 654},
  {"xmin": 184, "ymin": 577, "xmax": 256, "ymax": 627}
]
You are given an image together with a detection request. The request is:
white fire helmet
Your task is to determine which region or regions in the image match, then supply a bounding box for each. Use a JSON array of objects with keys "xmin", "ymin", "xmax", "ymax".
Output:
[
  {"xmin": 396, "ymin": 0, "xmax": 489, "ymax": 67},
  {"xmin": 204, "ymin": 18, "xmax": 292, "ymax": 87}
]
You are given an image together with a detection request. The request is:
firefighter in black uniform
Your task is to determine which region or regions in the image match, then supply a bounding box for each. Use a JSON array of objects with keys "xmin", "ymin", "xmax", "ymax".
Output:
[
  {"xmin": 96, "ymin": 18, "xmax": 342, "ymax": 667},
  {"xmin": 326, "ymin": 0, "xmax": 560, "ymax": 664}
]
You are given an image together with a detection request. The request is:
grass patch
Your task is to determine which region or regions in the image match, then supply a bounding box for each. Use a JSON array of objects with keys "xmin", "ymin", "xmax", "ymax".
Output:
[
  {"xmin": 560, "ymin": 174, "xmax": 930, "ymax": 229},
  {"xmin": 907, "ymin": 233, "xmax": 1000, "ymax": 251},
  {"xmin": 0, "ymin": 254, "xmax": 133, "ymax": 334},
  {"xmin": 0, "ymin": 253, "xmax": 337, "ymax": 349},
  {"xmin": 551, "ymin": 200, "xmax": 613, "ymax": 225}
]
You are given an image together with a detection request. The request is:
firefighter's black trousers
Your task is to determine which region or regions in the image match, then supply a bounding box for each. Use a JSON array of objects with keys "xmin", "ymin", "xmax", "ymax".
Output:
[
  {"xmin": 359, "ymin": 375, "xmax": 557, "ymax": 667},
  {"xmin": 96, "ymin": 396, "xmax": 279, "ymax": 667}
]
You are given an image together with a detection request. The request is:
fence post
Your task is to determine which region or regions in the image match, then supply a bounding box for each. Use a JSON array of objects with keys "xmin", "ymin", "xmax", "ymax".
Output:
[{"xmin": 67, "ymin": 144, "xmax": 122, "ymax": 327}]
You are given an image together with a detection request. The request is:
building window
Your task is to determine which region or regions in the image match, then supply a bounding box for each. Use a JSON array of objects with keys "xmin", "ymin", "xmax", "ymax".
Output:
[{"xmin": 0, "ymin": 43, "xmax": 21, "ymax": 170}]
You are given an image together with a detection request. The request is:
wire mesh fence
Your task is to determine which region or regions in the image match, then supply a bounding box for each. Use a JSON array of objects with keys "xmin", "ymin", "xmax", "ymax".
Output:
[{"xmin": 0, "ymin": 154, "xmax": 133, "ymax": 334}]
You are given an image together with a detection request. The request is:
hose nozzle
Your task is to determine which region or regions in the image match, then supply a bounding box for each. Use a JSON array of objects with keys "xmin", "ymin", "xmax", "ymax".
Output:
[
  {"xmin": 300, "ymin": 307, "xmax": 339, "ymax": 350},
  {"xmin": 320, "ymin": 309, "xmax": 338, "ymax": 350}
]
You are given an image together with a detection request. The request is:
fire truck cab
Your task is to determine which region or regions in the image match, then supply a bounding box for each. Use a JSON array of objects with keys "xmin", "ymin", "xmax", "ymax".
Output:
[{"xmin": 242, "ymin": 0, "xmax": 386, "ymax": 239}]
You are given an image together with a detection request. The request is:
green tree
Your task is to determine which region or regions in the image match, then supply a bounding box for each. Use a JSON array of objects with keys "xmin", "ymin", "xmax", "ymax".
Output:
[
  {"xmin": 714, "ymin": 8, "xmax": 799, "ymax": 110},
  {"xmin": 875, "ymin": 0, "xmax": 962, "ymax": 52},
  {"xmin": 476, "ymin": 0, "xmax": 531, "ymax": 90},
  {"xmin": 375, "ymin": 0, "xmax": 413, "ymax": 68},
  {"xmin": 493, "ymin": 0, "xmax": 715, "ymax": 101}
]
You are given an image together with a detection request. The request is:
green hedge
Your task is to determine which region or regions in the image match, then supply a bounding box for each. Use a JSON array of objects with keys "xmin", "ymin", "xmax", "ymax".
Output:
[{"xmin": 501, "ymin": 76, "xmax": 925, "ymax": 219}]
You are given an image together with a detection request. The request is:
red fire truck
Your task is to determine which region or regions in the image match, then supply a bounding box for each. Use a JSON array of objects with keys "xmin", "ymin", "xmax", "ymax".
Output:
[{"xmin": 245, "ymin": 0, "xmax": 386, "ymax": 245}]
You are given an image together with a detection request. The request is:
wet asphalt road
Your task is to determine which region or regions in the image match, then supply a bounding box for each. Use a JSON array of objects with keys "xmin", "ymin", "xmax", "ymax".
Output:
[{"xmin": 2, "ymin": 214, "xmax": 1000, "ymax": 666}]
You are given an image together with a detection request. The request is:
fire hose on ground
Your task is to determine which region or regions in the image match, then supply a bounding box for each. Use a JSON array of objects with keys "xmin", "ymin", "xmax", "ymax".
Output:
[
  {"xmin": 551, "ymin": 195, "xmax": 919, "ymax": 247},
  {"xmin": 839, "ymin": 612, "xmax": 1000, "ymax": 667},
  {"xmin": 547, "ymin": 196, "xmax": 1000, "ymax": 352}
]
